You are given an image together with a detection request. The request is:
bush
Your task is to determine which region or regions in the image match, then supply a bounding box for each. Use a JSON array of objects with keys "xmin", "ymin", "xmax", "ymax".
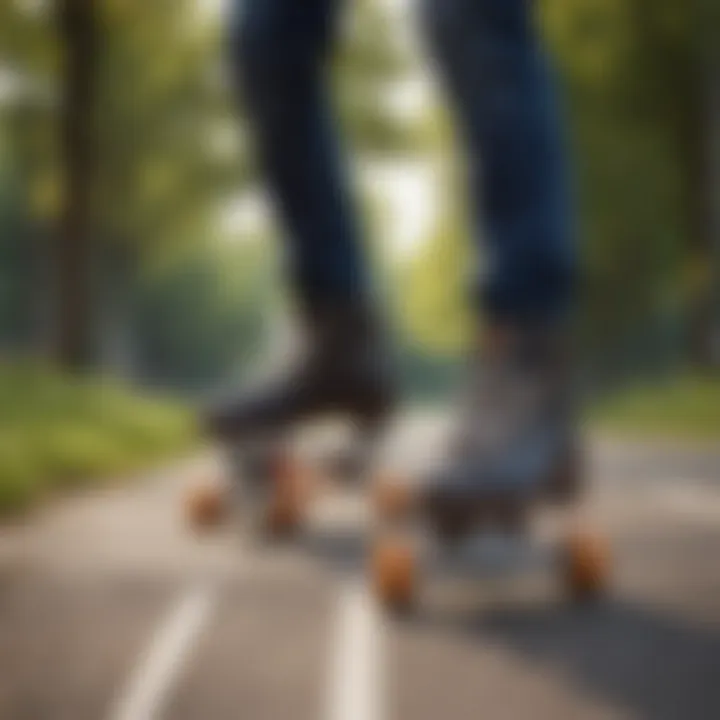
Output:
[
  {"xmin": 591, "ymin": 374, "xmax": 720, "ymax": 441},
  {"xmin": 0, "ymin": 363, "xmax": 197, "ymax": 516}
]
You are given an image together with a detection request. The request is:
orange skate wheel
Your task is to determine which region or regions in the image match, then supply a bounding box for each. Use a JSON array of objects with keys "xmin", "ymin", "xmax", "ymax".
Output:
[
  {"xmin": 264, "ymin": 457, "xmax": 307, "ymax": 537},
  {"xmin": 562, "ymin": 527, "xmax": 609, "ymax": 602},
  {"xmin": 185, "ymin": 483, "xmax": 226, "ymax": 530},
  {"xmin": 266, "ymin": 490, "xmax": 303, "ymax": 536},
  {"xmin": 371, "ymin": 536, "xmax": 416, "ymax": 612},
  {"xmin": 373, "ymin": 477, "xmax": 416, "ymax": 522}
]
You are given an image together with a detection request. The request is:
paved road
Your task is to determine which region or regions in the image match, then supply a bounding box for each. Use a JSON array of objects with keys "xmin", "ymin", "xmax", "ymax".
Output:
[{"xmin": 1, "ymin": 416, "xmax": 719, "ymax": 720}]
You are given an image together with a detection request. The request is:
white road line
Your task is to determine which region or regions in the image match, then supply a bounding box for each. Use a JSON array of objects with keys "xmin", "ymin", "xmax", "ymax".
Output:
[
  {"xmin": 326, "ymin": 580, "xmax": 384, "ymax": 720},
  {"xmin": 110, "ymin": 583, "xmax": 217, "ymax": 720}
]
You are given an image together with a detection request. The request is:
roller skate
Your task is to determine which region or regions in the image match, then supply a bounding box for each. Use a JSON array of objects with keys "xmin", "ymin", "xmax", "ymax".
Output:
[
  {"xmin": 371, "ymin": 323, "xmax": 608, "ymax": 612},
  {"xmin": 185, "ymin": 301, "xmax": 395, "ymax": 539}
]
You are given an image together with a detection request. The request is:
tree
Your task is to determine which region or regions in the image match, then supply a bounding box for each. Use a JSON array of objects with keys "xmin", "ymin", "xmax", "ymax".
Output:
[
  {"xmin": 90, "ymin": 0, "xmax": 251, "ymax": 372},
  {"xmin": 537, "ymin": 0, "xmax": 687, "ymax": 382},
  {"xmin": 0, "ymin": 0, "xmax": 60, "ymax": 356},
  {"xmin": 1, "ymin": 1, "xmax": 252, "ymax": 370},
  {"xmin": 541, "ymin": 0, "xmax": 719, "ymax": 375},
  {"xmin": 54, "ymin": 0, "xmax": 98, "ymax": 369}
]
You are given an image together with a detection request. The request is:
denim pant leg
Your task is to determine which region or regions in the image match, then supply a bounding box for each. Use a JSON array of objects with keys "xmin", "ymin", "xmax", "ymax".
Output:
[
  {"xmin": 422, "ymin": 0, "xmax": 577, "ymax": 324},
  {"xmin": 230, "ymin": 0, "xmax": 369, "ymax": 308}
]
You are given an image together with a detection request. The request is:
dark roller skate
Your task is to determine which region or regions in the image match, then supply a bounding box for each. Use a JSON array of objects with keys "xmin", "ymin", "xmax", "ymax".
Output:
[{"xmin": 186, "ymin": 300, "xmax": 396, "ymax": 538}]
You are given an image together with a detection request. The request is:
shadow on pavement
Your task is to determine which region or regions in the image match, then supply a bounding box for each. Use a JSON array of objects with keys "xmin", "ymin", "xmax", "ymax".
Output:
[{"xmin": 402, "ymin": 598, "xmax": 720, "ymax": 720}]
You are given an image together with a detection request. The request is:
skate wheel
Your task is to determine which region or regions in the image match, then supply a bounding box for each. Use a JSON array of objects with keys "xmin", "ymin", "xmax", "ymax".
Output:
[
  {"xmin": 185, "ymin": 483, "xmax": 226, "ymax": 530},
  {"xmin": 371, "ymin": 537, "xmax": 416, "ymax": 612},
  {"xmin": 373, "ymin": 477, "xmax": 415, "ymax": 522},
  {"xmin": 266, "ymin": 492, "xmax": 303, "ymax": 536},
  {"xmin": 264, "ymin": 459, "xmax": 308, "ymax": 537},
  {"xmin": 561, "ymin": 527, "xmax": 609, "ymax": 602}
]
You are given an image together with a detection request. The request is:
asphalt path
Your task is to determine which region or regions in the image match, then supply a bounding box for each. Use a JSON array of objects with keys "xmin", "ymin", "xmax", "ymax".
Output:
[{"xmin": 1, "ymin": 416, "xmax": 719, "ymax": 720}]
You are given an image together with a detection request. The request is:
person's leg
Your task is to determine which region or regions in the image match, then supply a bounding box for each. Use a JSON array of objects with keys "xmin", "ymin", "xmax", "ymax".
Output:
[
  {"xmin": 419, "ymin": 0, "xmax": 579, "ymax": 527},
  {"xmin": 230, "ymin": 0, "xmax": 369, "ymax": 308},
  {"xmin": 422, "ymin": 0, "xmax": 575, "ymax": 323},
  {"xmin": 207, "ymin": 0, "xmax": 394, "ymax": 441}
]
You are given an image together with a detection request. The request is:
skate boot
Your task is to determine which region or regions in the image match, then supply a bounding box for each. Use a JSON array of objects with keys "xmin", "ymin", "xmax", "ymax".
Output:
[
  {"xmin": 370, "ymin": 323, "xmax": 608, "ymax": 613},
  {"xmin": 187, "ymin": 300, "xmax": 396, "ymax": 535},
  {"xmin": 423, "ymin": 322, "xmax": 581, "ymax": 541}
]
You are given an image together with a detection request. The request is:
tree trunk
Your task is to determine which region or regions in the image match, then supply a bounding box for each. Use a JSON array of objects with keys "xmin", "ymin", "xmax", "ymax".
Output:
[
  {"xmin": 689, "ymin": 45, "xmax": 720, "ymax": 367},
  {"xmin": 54, "ymin": 0, "xmax": 97, "ymax": 370}
]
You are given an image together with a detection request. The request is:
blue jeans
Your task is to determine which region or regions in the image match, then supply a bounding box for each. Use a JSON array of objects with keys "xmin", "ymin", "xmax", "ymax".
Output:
[{"xmin": 231, "ymin": 0, "xmax": 576, "ymax": 323}]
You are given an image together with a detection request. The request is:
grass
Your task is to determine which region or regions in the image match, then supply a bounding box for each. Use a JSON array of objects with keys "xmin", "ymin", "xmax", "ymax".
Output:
[
  {"xmin": 591, "ymin": 373, "xmax": 720, "ymax": 443},
  {"xmin": 0, "ymin": 362, "xmax": 197, "ymax": 516}
]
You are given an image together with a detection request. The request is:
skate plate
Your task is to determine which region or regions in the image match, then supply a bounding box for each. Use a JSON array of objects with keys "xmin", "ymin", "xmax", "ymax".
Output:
[{"xmin": 370, "ymin": 478, "xmax": 609, "ymax": 613}]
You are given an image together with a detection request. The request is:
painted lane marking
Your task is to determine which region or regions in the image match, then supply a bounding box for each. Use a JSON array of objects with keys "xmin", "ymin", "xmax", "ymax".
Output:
[
  {"xmin": 110, "ymin": 583, "xmax": 217, "ymax": 720},
  {"xmin": 326, "ymin": 579, "xmax": 384, "ymax": 720}
]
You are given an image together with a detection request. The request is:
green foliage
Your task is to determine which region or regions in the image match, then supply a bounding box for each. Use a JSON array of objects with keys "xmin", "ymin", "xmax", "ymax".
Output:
[
  {"xmin": 335, "ymin": 0, "xmax": 428, "ymax": 156},
  {"xmin": 398, "ymin": 206, "xmax": 472, "ymax": 357},
  {"xmin": 0, "ymin": 0, "xmax": 57, "ymax": 221},
  {"xmin": 132, "ymin": 238, "xmax": 272, "ymax": 387},
  {"xmin": 0, "ymin": 362, "xmax": 196, "ymax": 515},
  {"xmin": 0, "ymin": 0, "xmax": 255, "ymax": 368},
  {"xmin": 0, "ymin": 3, "xmax": 55, "ymax": 352},
  {"xmin": 1, "ymin": 0, "xmax": 250, "ymax": 257},
  {"xmin": 541, "ymin": 0, "xmax": 703, "ymax": 374},
  {"xmin": 95, "ymin": 0, "xmax": 250, "ymax": 262},
  {"xmin": 592, "ymin": 373, "xmax": 720, "ymax": 441}
]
